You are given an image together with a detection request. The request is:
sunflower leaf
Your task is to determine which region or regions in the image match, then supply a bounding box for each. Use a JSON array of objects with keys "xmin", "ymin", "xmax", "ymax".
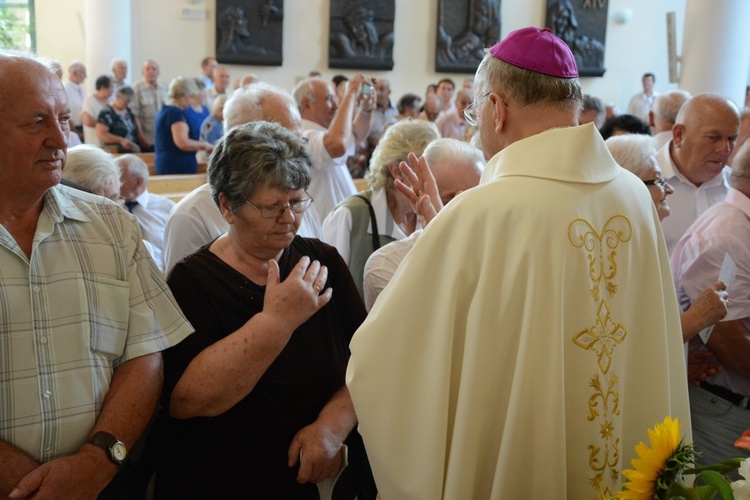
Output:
[
  {"xmin": 694, "ymin": 470, "xmax": 733, "ymax": 499},
  {"xmin": 693, "ymin": 485, "xmax": 717, "ymax": 500}
]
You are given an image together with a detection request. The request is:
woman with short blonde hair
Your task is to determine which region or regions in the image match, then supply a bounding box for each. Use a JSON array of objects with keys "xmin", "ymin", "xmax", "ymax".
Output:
[{"xmin": 154, "ymin": 76, "xmax": 214, "ymax": 174}]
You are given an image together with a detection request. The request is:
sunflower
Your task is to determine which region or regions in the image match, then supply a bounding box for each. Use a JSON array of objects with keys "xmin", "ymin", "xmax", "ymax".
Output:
[{"xmin": 618, "ymin": 417, "xmax": 695, "ymax": 499}]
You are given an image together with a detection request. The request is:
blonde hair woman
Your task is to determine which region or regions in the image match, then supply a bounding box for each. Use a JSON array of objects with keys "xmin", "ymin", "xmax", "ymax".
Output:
[
  {"xmin": 153, "ymin": 76, "xmax": 214, "ymax": 174},
  {"xmin": 322, "ymin": 119, "xmax": 439, "ymax": 297}
]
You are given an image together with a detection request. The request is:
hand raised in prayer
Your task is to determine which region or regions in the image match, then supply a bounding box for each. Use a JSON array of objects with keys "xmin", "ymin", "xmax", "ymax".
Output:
[
  {"xmin": 687, "ymin": 349, "xmax": 723, "ymax": 386},
  {"xmin": 263, "ymin": 256, "xmax": 332, "ymax": 332},
  {"xmin": 395, "ymin": 151, "xmax": 442, "ymax": 227}
]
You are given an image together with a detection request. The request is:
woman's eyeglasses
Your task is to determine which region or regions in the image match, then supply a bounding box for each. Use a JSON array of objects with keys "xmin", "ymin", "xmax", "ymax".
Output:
[{"xmin": 245, "ymin": 198, "xmax": 313, "ymax": 218}]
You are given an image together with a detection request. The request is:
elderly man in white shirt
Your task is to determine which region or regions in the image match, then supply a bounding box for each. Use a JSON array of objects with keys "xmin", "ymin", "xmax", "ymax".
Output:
[
  {"xmin": 116, "ymin": 154, "xmax": 175, "ymax": 271},
  {"xmin": 63, "ymin": 60, "xmax": 87, "ymax": 139},
  {"xmin": 292, "ymin": 75, "xmax": 374, "ymax": 220},
  {"xmin": 656, "ymin": 93, "xmax": 740, "ymax": 254}
]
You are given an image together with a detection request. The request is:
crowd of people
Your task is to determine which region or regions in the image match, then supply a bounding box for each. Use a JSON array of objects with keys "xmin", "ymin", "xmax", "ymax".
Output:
[{"xmin": 2, "ymin": 24, "xmax": 750, "ymax": 499}]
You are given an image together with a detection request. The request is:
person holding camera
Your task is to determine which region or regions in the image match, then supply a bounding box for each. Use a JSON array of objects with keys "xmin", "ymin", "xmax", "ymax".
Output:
[{"xmin": 293, "ymin": 74, "xmax": 375, "ymax": 220}]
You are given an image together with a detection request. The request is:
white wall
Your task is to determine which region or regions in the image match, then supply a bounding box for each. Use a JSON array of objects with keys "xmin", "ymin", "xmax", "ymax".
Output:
[{"xmin": 36, "ymin": 0, "xmax": 724, "ymax": 112}]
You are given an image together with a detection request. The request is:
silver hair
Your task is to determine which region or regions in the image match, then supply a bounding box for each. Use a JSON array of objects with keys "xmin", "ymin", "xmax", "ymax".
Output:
[
  {"xmin": 605, "ymin": 134, "xmax": 658, "ymax": 179},
  {"xmin": 110, "ymin": 58, "xmax": 127, "ymax": 70},
  {"xmin": 292, "ymin": 77, "xmax": 326, "ymax": 111},
  {"xmin": 115, "ymin": 154, "xmax": 149, "ymax": 183},
  {"xmin": 652, "ymin": 90, "xmax": 691, "ymax": 124},
  {"xmin": 223, "ymin": 81, "xmax": 297, "ymax": 130},
  {"xmin": 366, "ymin": 119, "xmax": 440, "ymax": 190},
  {"xmin": 168, "ymin": 76, "xmax": 199, "ymax": 100},
  {"xmin": 475, "ymin": 53, "xmax": 583, "ymax": 113},
  {"xmin": 68, "ymin": 60, "xmax": 85, "ymax": 73},
  {"xmin": 423, "ymin": 137, "xmax": 485, "ymax": 171},
  {"xmin": 64, "ymin": 145, "xmax": 121, "ymax": 193},
  {"xmin": 35, "ymin": 56, "xmax": 63, "ymax": 78},
  {"xmin": 207, "ymin": 121, "xmax": 312, "ymax": 213}
]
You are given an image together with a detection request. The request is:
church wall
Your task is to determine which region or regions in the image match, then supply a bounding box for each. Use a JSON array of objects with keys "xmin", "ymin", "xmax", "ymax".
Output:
[{"xmin": 38, "ymin": 0, "xmax": 744, "ymax": 117}]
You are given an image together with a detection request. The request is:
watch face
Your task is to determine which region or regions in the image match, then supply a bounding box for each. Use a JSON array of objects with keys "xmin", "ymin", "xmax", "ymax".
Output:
[{"xmin": 111, "ymin": 442, "xmax": 127, "ymax": 462}]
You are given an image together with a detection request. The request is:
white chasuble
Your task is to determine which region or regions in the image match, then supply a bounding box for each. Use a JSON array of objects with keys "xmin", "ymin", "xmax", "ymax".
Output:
[{"xmin": 346, "ymin": 124, "xmax": 690, "ymax": 499}]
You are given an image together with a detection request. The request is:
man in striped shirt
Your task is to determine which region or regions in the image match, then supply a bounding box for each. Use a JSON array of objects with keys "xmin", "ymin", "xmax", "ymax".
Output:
[{"xmin": 0, "ymin": 51, "xmax": 193, "ymax": 498}]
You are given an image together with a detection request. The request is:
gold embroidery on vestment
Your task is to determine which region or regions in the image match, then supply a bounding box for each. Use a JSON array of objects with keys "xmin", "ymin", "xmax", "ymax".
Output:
[
  {"xmin": 569, "ymin": 215, "xmax": 632, "ymax": 499},
  {"xmin": 568, "ymin": 216, "xmax": 632, "ymax": 302},
  {"xmin": 573, "ymin": 300, "xmax": 627, "ymax": 374},
  {"xmin": 586, "ymin": 373, "xmax": 620, "ymax": 422}
]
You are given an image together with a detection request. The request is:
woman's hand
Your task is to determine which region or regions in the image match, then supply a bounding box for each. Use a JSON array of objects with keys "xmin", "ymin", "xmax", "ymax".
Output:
[
  {"xmin": 263, "ymin": 256, "xmax": 332, "ymax": 332},
  {"xmin": 287, "ymin": 421, "xmax": 345, "ymax": 484},
  {"xmin": 119, "ymin": 137, "xmax": 140, "ymax": 152},
  {"xmin": 287, "ymin": 386, "xmax": 356, "ymax": 484}
]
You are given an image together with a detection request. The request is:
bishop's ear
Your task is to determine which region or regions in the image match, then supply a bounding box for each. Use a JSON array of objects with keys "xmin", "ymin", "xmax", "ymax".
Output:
[{"xmin": 489, "ymin": 92, "xmax": 509, "ymax": 134}]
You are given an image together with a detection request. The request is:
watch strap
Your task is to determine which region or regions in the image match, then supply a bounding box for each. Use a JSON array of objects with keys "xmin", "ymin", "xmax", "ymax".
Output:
[{"xmin": 88, "ymin": 431, "xmax": 126, "ymax": 465}]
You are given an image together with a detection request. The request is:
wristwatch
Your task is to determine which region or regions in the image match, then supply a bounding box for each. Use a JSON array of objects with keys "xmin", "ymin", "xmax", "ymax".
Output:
[{"xmin": 88, "ymin": 431, "xmax": 127, "ymax": 465}]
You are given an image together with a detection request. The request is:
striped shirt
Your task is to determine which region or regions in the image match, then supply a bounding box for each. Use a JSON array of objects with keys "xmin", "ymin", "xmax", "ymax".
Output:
[
  {"xmin": 130, "ymin": 80, "xmax": 167, "ymax": 143},
  {"xmin": 0, "ymin": 185, "xmax": 193, "ymax": 462}
]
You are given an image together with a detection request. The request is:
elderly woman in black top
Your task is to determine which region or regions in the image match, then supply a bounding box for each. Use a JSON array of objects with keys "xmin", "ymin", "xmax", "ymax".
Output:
[{"xmin": 155, "ymin": 121, "xmax": 370, "ymax": 498}]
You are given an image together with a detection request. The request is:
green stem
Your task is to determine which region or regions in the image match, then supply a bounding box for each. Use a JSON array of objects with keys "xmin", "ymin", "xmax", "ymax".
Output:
[{"xmin": 665, "ymin": 478, "xmax": 700, "ymax": 500}]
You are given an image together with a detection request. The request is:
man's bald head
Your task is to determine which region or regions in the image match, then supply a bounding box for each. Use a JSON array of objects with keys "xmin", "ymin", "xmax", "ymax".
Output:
[
  {"xmin": 675, "ymin": 93, "xmax": 737, "ymax": 125},
  {"xmin": 671, "ymin": 92, "xmax": 740, "ymax": 186},
  {"xmin": 0, "ymin": 52, "xmax": 70, "ymax": 201}
]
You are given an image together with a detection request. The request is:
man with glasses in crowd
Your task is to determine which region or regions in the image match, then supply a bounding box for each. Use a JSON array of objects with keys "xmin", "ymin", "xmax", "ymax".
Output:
[
  {"xmin": 293, "ymin": 75, "xmax": 374, "ymax": 220},
  {"xmin": 655, "ymin": 93, "xmax": 740, "ymax": 254}
]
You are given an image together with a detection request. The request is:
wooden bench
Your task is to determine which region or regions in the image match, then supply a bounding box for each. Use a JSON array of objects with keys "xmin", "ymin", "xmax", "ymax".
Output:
[
  {"xmin": 112, "ymin": 152, "xmax": 156, "ymax": 171},
  {"xmin": 146, "ymin": 161, "xmax": 207, "ymax": 176},
  {"xmin": 148, "ymin": 173, "xmax": 206, "ymax": 203},
  {"xmin": 110, "ymin": 151, "xmax": 207, "ymax": 176},
  {"xmin": 353, "ymin": 178, "xmax": 370, "ymax": 192}
]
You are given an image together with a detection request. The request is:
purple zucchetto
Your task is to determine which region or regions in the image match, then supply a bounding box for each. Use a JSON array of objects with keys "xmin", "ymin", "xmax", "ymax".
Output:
[{"xmin": 489, "ymin": 27, "xmax": 579, "ymax": 78}]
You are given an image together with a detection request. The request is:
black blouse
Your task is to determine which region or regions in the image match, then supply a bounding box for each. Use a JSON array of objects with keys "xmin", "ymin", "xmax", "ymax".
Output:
[{"xmin": 154, "ymin": 237, "xmax": 368, "ymax": 499}]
